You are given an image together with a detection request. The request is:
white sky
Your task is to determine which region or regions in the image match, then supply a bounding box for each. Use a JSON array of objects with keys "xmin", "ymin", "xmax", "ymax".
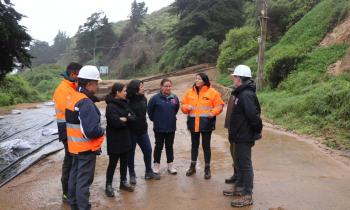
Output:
[{"xmin": 11, "ymin": 0, "xmax": 174, "ymax": 45}]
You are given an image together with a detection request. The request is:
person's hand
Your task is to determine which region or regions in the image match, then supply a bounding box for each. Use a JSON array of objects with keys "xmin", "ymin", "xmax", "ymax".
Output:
[
  {"xmin": 208, "ymin": 113, "xmax": 214, "ymax": 118},
  {"xmin": 120, "ymin": 117, "xmax": 127, "ymax": 122}
]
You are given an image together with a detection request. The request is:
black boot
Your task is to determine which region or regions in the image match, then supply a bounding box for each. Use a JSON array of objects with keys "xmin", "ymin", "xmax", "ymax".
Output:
[
  {"xmin": 105, "ymin": 183, "xmax": 115, "ymax": 197},
  {"xmin": 120, "ymin": 180, "xmax": 134, "ymax": 192},
  {"xmin": 204, "ymin": 165, "xmax": 211, "ymax": 179},
  {"xmin": 186, "ymin": 162, "xmax": 196, "ymax": 176},
  {"xmin": 225, "ymin": 174, "xmax": 237, "ymax": 184},
  {"xmin": 129, "ymin": 174, "xmax": 137, "ymax": 185}
]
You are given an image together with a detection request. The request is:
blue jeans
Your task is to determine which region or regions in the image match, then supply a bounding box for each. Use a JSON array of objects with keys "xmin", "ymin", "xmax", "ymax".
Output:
[{"xmin": 128, "ymin": 132, "xmax": 153, "ymax": 175}]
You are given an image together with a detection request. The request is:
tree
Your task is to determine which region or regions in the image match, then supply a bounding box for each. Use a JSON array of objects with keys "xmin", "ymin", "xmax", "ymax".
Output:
[
  {"xmin": 119, "ymin": 0, "xmax": 148, "ymax": 43},
  {"xmin": 171, "ymin": 0, "xmax": 244, "ymax": 47},
  {"xmin": 130, "ymin": 0, "xmax": 148, "ymax": 32},
  {"xmin": 29, "ymin": 40, "xmax": 55, "ymax": 66},
  {"xmin": 52, "ymin": 30, "xmax": 70, "ymax": 59},
  {"xmin": 75, "ymin": 12, "xmax": 117, "ymax": 63},
  {"xmin": 0, "ymin": 0, "xmax": 32, "ymax": 80}
]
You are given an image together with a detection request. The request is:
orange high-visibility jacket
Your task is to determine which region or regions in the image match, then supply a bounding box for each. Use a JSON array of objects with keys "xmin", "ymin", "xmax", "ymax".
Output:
[
  {"xmin": 181, "ymin": 86, "xmax": 224, "ymax": 132},
  {"xmin": 65, "ymin": 91, "xmax": 104, "ymax": 154},
  {"xmin": 53, "ymin": 79, "xmax": 77, "ymax": 123},
  {"xmin": 53, "ymin": 79, "xmax": 77, "ymax": 141}
]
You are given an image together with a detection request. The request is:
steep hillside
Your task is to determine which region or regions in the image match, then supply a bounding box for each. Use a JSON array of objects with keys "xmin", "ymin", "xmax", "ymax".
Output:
[{"xmin": 255, "ymin": 0, "xmax": 350, "ymax": 150}]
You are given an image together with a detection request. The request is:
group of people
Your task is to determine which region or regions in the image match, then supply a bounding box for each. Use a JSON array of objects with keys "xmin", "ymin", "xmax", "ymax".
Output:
[{"xmin": 53, "ymin": 62, "xmax": 262, "ymax": 210}]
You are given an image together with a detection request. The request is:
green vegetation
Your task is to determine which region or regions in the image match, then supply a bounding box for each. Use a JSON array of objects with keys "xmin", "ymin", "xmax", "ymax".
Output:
[
  {"xmin": 217, "ymin": 26, "xmax": 258, "ymax": 73},
  {"xmin": 0, "ymin": 0, "xmax": 32, "ymax": 80},
  {"xmin": 21, "ymin": 65, "xmax": 63, "ymax": 99},
  {"xmin": 215, "ymin": 0, "xmax": 350, "ymax": 149},
  {"xmin": 259, "ymin": 45, "xmax": 350, "ymax": 150},
  {"xmin": 0, "ymin": 75, "xmax": 42, "ymax": 106}
]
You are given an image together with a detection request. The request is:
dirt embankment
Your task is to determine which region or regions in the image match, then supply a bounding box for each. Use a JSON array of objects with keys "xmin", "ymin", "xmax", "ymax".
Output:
[{"xmin": 322, "ymin": 14, "xmax": 350, "ymax": 75}]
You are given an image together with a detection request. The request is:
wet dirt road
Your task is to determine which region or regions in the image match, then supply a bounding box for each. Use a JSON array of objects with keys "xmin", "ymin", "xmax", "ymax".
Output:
[{"xmin": 0, "ymin": 71, "xmax": 350, "ymax": 210}]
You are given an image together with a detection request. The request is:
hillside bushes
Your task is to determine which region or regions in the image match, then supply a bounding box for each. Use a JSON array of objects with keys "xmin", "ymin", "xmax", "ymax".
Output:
[{"xmin": 217, "ymin": 26, "xmax": 258, "ymax": 73}]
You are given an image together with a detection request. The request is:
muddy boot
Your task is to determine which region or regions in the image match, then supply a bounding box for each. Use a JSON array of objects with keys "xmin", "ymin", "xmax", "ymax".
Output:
[
  {"xmin": 223, "ymin": 184, "xmax": 236, "ymax": 196},
  {"xmin": 129, "ymin": 174, "xmax": 137, "ymax": 185},
  {"xmin": 145, "ymin": 171, "xmax": 161, "ymax": 180},
  {"xmin": 120, "ymin": 180, "xmax": 134, "ymax": 192},
  {"xmin": 231, "ymin": 195, "xmax": 253, "ymax": 207},
  {"xmin": 186, "ymin": 162, "xmax": 196, "ymax": 176},
  {"xmin": 204, "ymin": 165, "xmax": 211, "ymax": 180},
  {"xmin": 225, "ymin": 174, "xmax": 237, "ymax": 184},
  {"xmin": 105, "ymin": 183, "xmax": 115, "ymax": 197}
]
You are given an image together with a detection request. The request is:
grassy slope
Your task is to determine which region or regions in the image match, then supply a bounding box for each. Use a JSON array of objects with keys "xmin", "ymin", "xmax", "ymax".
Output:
[
  {"xmin": 218, "ymin": 0, "xmax": 350, "ymax": 149},
  {"xmin": 259, "ymin": 45, "xmax": 350, "ymax": 149}
]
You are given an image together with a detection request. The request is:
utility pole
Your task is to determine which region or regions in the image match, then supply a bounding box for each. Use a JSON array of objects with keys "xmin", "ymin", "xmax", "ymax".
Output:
[{"xmin": 256, "ymin": 0, "xmax": 268, "ymax": 91}]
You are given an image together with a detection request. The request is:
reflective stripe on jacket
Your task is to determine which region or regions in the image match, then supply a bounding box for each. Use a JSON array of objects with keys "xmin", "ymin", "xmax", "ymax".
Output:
[
  {"xmin": 65, "ymin": 90, "xmax": 104, "ymax": 154},
  {"xmin": 53, "ymin": 79, "xmax": 77, "ymax": 141},
  {"xmin": 181, "ymin": 86, "xmax": 224, "ymax": 132}
]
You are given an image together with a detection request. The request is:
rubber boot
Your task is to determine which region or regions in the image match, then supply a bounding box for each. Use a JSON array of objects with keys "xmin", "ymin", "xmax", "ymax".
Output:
[
  {"xmin": 129, "ymin": 174, "xmax": 137, "ymax": 185},
  {"xmin": 120, "ymin": 180, "xmax": 134, "ymax": 192},
  {"xmin": 186, "ymin": 161, "xmax": 196, "ymax": 176},
  {"xmin": 204, "ymin": 165, "xmax": 211, "ymax": 180},
  {"xmin": 105, "ymin": 183, "xmax": 115, "ymax": 197}
]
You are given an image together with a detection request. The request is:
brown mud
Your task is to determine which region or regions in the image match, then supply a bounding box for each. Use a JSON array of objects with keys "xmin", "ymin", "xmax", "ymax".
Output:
[{"xmin": 0, "ymin": 70, "xmax": 349, "ymax": 210}]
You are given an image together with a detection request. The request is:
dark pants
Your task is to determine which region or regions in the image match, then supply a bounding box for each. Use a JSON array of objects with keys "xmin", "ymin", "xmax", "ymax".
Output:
[
  {"xmin": 235, "ymin": 142, "xmax": 255, "ymax": 195},
  {"xmin": 230, "ymin": 142, "xmax": 239, "ymax": 177},
  {"xmin": 128, "ymin": 132, "xmax": 153, "ymax": 175},
  {"xmin": 106, "ymin": 152, "xmax": 128, "ymax": 184},
  {"xmin": 190, "ymin": 131, "xmax": 212, "ymax": 165},
  {"xmin": 153, "ymin": 132, "xmax": 175, "ymax": 163},
  {"xmin": 61, "ymin": 140, "xmax": 73, "ymax": 196},
  {"xmin": 68, "ymin": 153, "xmax": 96, "ymax": 210}
]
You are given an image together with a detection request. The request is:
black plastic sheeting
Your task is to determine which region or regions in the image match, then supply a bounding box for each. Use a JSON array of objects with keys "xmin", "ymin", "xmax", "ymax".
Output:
[{"xmin": 0, "ymin": 104, "xmax": 63, "ymax": 187}]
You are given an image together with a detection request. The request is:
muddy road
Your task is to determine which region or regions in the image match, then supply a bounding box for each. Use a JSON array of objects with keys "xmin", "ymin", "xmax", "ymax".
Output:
[{"xmin": 0, "ymin": 70, "xmax": 350, "ymax": 210}]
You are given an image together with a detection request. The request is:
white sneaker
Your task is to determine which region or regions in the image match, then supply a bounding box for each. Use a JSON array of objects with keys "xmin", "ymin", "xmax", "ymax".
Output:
[
  {"xmin": 167, "ymin": 162, "xmax": 177, "ymax": 175},
  {"xmin": 153, "ymin": 163, "xmax": 160, "ymax": 174}
]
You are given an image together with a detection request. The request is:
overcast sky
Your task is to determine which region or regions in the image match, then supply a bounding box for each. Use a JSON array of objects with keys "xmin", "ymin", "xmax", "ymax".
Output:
[{"xmin": 12, "ymin": 0, "xmax": 174, "ymax": 45}]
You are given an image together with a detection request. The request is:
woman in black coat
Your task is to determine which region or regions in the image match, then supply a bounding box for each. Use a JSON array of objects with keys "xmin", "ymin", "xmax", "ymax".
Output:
[{"xmin": 105, "ymin": 82, "xmax": 136, "ymax": 197}]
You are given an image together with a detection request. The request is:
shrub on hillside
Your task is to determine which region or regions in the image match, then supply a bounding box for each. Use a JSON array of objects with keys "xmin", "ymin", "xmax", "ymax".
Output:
[
  {"xmin": 174, "ymin": 36, "xmax": 218, "ymax": 69},
  {"xmin": 259, "ymin": 45, "xmax": 350, "ymax": 149},
  {"xmin": 21, "ymin": 64, "xmax": 63, "ymax": 99},
  {"xmin": 0, "ymin": 75, "xmax": 42, "ymax": 106},
  {"xmin": 217, "ymin": 26, "xmax": 258, "ymax": 74}
]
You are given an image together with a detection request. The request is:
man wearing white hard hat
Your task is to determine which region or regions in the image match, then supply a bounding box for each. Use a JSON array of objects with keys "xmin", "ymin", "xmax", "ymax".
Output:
[
  {"xmin": 225, "ymin": 65, "xmax": 263, "ymax": 207},
  {"xmin": 66, "ymin": 65, "xmax": 105, "ymax": 210}
]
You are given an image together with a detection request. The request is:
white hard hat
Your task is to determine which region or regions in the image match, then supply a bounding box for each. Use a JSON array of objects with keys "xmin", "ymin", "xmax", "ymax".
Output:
[
  {"xmin": 77, "ymin": 65, "xmax": 102, "ymax": 81},
  {"xmin": 231, "ymin": 65, "xmax": 252, "ymax": 78}
]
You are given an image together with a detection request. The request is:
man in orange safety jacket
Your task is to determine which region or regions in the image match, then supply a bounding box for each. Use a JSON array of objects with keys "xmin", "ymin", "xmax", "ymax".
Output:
[
  {"xmin": 53, "ymin": 62, "xmax": 82, "ymax": 203},
  {"xmin": 65, "ymin": 65, "xmax": 105, "ymax": 210}
]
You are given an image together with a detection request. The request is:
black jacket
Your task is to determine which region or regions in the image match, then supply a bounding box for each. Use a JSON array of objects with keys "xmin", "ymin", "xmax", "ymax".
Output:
[
  {"xmin": 127, "ymin": 95, "xmax": 148, "ymax": 135},
  {"xmin": 105, "ymin": 95, "xmax": 136, "ymax": 155},
  {"xmin": 229, "ymin": 80, "xmax": 263, "ymax": 143}
]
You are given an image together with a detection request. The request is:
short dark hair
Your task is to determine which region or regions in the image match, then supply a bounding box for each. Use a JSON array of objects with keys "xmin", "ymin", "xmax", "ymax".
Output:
[
  {"xmin": 240, "ymin": 76, "xmax": 250, "ymax": 83},
  {"xmin": 110, "ymin": 82, "xmax": 125, "ymax": 97},
  {"xmin": 160, "ymin": 78, "xmax": 172, "ymax": 86},
  {"xmin": 66, "ymin": 62, "xmax": 82, "ymax": 75},
  {"xmin": 78, "ymin": 78, "xmax": 93, "ymax": 88}
]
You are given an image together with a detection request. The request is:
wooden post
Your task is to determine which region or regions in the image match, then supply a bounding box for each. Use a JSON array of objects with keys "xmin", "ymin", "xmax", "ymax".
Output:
[{"xmin": 256, "ymin": 0, "xmax": 268, "ymax": 91}]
